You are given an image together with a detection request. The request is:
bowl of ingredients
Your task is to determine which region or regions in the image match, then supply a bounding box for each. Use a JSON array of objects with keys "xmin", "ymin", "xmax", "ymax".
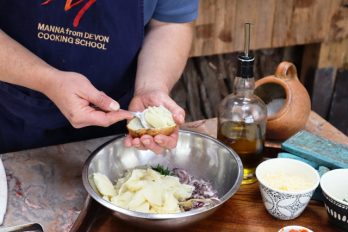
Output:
[
  {"xmin": 320, "ymin": 168, "xmax": 348, "ymax": 231},
  {"xmin": 82, "ymin": 130, "xmax": 243, "ymax": 230},
  {"xmin": 256, "ymin": 158, "xmax": 320, "ymax": 220},
  {"xmin": 278, "ymin": 225, "xmax": 313, "ymax": 232}
]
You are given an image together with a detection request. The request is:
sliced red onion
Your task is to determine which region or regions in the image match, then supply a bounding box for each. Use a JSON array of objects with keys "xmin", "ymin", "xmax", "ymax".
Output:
[{"xmin": 172, "ymin": 168, "xmax": 220, "ymax": 211}]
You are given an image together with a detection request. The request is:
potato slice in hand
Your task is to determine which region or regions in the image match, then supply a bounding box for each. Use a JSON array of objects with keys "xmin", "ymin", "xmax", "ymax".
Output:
[{"xmin": 127, "ymin": 105, "xmax": 176, "ymax": 137}]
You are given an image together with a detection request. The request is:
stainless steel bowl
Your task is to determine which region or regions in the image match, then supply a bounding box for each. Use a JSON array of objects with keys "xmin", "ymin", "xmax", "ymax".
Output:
[{"xmin": 82, "ymin": 130, "xmax": 243, "ymax": 230}]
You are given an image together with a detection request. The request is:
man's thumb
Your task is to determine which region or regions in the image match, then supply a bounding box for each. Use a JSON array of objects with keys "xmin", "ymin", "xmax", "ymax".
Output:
[{"xmin": 89, "ymin": 91, "xmax": 120, "ymax": 111}]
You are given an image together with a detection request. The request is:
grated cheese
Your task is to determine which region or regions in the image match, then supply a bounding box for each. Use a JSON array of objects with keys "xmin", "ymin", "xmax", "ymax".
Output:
[{"xmin": 261, "ymin": 171, "xmax": 313, "ymax": 192}]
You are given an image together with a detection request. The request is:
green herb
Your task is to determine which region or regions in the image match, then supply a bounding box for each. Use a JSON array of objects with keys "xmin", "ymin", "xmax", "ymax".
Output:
[{"xmin": 151, "ymin": 164, "xmax": 172, "ymax": 176}]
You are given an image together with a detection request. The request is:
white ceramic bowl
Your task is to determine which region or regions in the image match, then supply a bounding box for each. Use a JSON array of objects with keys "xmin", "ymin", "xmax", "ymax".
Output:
[
  {"xmin": 256, "ymin": 158, "xmax": 320, "ymax": 220},
  {"xmin": 320, "ymin": 168, "xmax": 348, "ymax": 231}
]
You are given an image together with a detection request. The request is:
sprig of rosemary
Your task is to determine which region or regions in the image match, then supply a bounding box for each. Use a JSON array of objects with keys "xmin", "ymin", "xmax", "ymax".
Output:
[{"xmin": 151, "ymin": 164, "xmax": 172, "ymax": 176}]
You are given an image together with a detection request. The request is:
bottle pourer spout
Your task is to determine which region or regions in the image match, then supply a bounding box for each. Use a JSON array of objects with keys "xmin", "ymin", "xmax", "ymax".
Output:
[
  {"xmin": 237, "ymin": 23, "xmax": 254, "ymax": 78},
  {"xmin": 244, "ymin": 23, "xmax": 251, "ymax": 58}
]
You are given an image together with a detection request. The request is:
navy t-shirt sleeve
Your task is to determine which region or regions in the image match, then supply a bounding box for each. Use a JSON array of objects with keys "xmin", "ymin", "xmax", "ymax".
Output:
[{"xmin": 144, "ymin": 0, "xmax": 199, "ymax": 24}]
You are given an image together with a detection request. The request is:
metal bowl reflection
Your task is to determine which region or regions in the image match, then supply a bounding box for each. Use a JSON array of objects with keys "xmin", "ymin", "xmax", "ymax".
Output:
[{"xmin": 82, "ymin": 130, "xmax": 243, "ymax": 230}]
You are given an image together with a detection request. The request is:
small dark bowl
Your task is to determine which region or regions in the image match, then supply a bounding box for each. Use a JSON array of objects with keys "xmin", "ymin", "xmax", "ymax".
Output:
[{"xmin": 320, "ymin": 169, "xmax": 348, "ymax": 231}]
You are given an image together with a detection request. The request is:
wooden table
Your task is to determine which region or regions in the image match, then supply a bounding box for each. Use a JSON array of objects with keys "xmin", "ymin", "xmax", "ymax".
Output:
[
  {"xmin": 1, "ymin": 111, "xmax": 347, "ymax": 232},
  {"xmin": 78, "ymin": 184, "xmax": 334, "ymax": 232},
  {"xmin": 75, "ymin": 111, "xmax": 346, "ymax": 232}
]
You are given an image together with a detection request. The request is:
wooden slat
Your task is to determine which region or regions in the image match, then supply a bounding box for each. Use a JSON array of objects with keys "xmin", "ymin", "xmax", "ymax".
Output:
[
  {"xmin": 233, "ymin": 0, "xmax": 276, "ymax": 51},
  {"xmin": 271, "ymin": 0, "xmax": 295, "ymax": 47},
  {"xmin": 299, "ymin": 43, "xmax": 321, "ymax": 96},
  {"xmin": 285, "ymin": 0, "xmax": 335, "ymax": 45},
  {"xmin": 183, "ymin": 59, "xmax": 205, "ymax": 121},
  {"xmin": 328, "ymin": 69, "xmax": 348, "ymax": 135},
  {"xmin": 197, "ymin": 57, "xmax": 222, "ymax": 118},
  {"xmin": 311, "ymin": 68, "xmax": 337, "ymax": 119},
  {"xmin": 318, "ymin": 38, "xmax": 348, "ymax": 69},
  {"xmin": 191, "ymin": 0, "xmax": 237, "ymax": 57},
  {"xmin": 327, "ymin": 1, "xmax": 348, "ymax": 41},
  {"xmin": 190, "ymin": 0, "xmax": 348, "ymax": 57}
]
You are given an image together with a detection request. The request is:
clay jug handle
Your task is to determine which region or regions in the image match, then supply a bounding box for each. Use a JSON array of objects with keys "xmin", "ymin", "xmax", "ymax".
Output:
[{"xmin": 275, "ymin": 61, "xmax": 298, "ymax": 80}]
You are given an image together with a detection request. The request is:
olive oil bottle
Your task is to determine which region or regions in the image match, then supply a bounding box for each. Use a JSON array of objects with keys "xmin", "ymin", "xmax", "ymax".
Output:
[{"xmin": 218, "ymin": 23, "xmax": 267, "ymax": 184}]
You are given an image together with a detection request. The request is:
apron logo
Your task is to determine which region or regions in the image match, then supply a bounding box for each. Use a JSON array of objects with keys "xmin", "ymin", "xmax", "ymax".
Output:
[{"xmin": 41, "ymin": 0, "xmax": 96, "ymax": 28}]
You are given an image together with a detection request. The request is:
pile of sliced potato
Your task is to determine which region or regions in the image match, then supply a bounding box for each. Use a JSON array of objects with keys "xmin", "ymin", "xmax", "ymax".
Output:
[{"xmin": 93, "ymin": 168, "xmax": 194, "ymax": 213}]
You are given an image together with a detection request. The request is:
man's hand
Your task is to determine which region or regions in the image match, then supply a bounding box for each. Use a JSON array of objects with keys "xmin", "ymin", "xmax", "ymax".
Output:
[
  {"xmin": 44, "ymin": 71, "xmax": 133, "ymax": 128},
  {"xmin": 124, "ymin": 89, "xmax": 185, "ymax": 154},
  {"xmin": 123, "ymin": 19, "xmax": 192, "ymax": 154},
  {"xmin": 0, "ymin": 30, "xmax": 133, "ymax": 129}
]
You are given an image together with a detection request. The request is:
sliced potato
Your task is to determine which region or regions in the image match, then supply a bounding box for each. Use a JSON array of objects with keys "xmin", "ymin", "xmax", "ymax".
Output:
[
  {"xmin": 127, "ymin": 105, "xmax": 177, "ymax": 138},
  {"xmin": 93, "ymin": 173, "xmax": 116, "ymax": 197},
  {"xmin": 135, "ymin": 202, "xmax": 150, "ymax": 213},
  {"xmin": 144, "ymin": 168, "xmax": 162, "ymax": 182},
  {"xmin": 127, "ymin": 118, "xmax": 176, "ymax": 138},
  {"xmin": 93, "ymin": 168, "xmax": 194, "ymax": 214},
  {"xmin": 174, "ymin": 184, "xmax": 195, "ymax": 201},
  {"xmin": 162, "ymin": 192, "xmax": 180, "ymax": 213},
  {"xmin": 125, "ymin": 179, "xmax": 145, "ymax": 192},
  {"xmin": 111, "ymin": 191, "xmax": 134, "ymax": 208},
  {"xmin": 143, "ymin": 183, "xmax": 163, "ymax": 207},
  {"xmin": 128, "ymin": 190, "xmax": 146, "ymax": 210},
  {"xmin": 128, "ymin": 169, "xmax": 146, "ymax": 181},
  {"xmin": 144, "ymin": 105, "xmax": 176, "ymax": 128}
]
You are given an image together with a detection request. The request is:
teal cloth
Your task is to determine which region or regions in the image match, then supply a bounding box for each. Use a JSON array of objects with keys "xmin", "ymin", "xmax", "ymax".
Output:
[{"xmin": 281, "ymin": 130, "xmax": 348, "ymax": 169}]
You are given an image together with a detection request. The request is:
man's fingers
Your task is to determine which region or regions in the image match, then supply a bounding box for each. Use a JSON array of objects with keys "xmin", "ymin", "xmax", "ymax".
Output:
[
  {"xmin": 161, "ymin": 98, "xmax": 185, "ymax": 125},
  {"xmin": 140, "ymin": 135, "xmax": 164, "ymax": 154},
  {"xmin": 107, "ymin": 110, "xmax": 134, "ymax": 121},
  {"xmin": 125, "ymin": 130, "xmax": 178, "ymax": 153},
  {"xmin": 154, "ymin": 129, "xmax": 178, "ymax": 149},
  {"xmin": 124, "ymin": 134, "xmax": 133, "ymax": 147},
  {"xmin": 73, "ymin": 108, "xmax": 133, "ymax": 128},
  {"xmin": 87, "ymin": 88, "xmax": 120, "ymax": 112}
]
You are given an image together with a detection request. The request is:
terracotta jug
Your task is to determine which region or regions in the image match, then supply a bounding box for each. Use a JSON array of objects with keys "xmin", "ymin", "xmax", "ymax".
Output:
[{"xmin": 255, "ymin": 61, "xmax": 311, "ymax": 141}]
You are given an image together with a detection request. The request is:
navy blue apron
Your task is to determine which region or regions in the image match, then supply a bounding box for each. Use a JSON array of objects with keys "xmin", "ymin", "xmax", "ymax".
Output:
[{"xmin": 0, "ymin": 0, "xmax": 144, "ymax": 153}]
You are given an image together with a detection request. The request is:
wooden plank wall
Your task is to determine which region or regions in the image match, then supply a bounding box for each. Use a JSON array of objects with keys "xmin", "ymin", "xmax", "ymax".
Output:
[
  {"xmin": 190, "ymin": 0, "xmax": 348, "ymax": 57},
  {"xmin": 328, "ymin": 70, "xmax": 348, "ymax": 135},
  {"xmin": 184, "ymin": 0, "xmax": 348, "ymax": 133},
  {"xmin": 318, "ymin": 38, "xmax": 348, "ymax": 69}
]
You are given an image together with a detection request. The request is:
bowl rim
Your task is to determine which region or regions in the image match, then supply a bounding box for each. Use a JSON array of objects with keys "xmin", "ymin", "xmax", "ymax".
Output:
[
  {"xmin": 82, "ymin": 129, "xmax": 244, "ymax": 219},
  {"xmin": 255, "ymin": 158, "xmax": 320, "ymax": 194},
  {"xmin": 278, "ymin": 225, "xmax": 313, "ymax": 232},
  {"xmin": 320, "ymin": 168, "xmax": 348, "ymax": 206}
]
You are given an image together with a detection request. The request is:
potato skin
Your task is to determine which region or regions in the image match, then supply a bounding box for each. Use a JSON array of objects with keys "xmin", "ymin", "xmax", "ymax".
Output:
[{"xmin": 127, "ymin": 124, "xmax": 177, "ymax": 138}]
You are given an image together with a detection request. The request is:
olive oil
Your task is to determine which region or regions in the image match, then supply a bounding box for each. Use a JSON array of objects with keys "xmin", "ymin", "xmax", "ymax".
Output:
[
  {"xmin": 218, "ymin": 121, "xmax": 265, "ymax": 184},
  {"xmin": 217, "ymin": 23, "xmax": 267, "ymax": 184}
]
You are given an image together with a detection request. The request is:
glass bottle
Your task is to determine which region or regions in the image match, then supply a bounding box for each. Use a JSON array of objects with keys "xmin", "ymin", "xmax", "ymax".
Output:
[{"xmin": 217, "ymin": 23, "xmax": 267, "ymax": 184}]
